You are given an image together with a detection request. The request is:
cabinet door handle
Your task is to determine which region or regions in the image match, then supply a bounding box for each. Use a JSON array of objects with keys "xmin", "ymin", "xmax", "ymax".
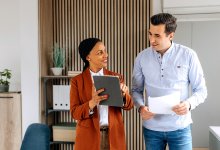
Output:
[{"xmin": 0, "ymin": 96, "xmax": 14, "ymax": 98}]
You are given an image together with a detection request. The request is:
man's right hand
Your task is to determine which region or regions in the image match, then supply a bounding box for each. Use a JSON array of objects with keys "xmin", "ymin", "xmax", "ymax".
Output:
[{"xmin": 139, "ymin": 106, "xmax": 155, "ymax": 120}]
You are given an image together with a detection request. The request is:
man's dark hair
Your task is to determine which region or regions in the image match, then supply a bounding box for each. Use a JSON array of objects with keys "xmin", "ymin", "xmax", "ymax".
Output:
[{"xmin": 150, "ymin": 13, "xmax": 177, "ymax": 35}]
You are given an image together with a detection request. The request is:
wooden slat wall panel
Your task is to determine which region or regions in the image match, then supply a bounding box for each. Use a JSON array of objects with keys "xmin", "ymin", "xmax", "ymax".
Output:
[{"xmin": 40, "ymin": 0, "xmax": 150, "ymax": 149}]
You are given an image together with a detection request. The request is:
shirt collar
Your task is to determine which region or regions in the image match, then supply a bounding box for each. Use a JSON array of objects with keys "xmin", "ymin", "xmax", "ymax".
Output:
[
  {"xmin": 90, "ymin": 68, "xmax": 104, "ymax": 76},
  {"xmin": 153, "ymin": 41, "xmax": 174, "ymax": 55},
  {"xmin": 164, "ymin": 41, "xmax": 174, "ymax": 54}
]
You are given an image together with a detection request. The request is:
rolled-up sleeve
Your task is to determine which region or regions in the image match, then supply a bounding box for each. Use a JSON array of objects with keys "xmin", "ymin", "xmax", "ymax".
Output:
[
  {"xmin": 186, "ymin": 51, "xmax": 207, "ymax": 110},
  {"xmin": 132, "ymin": 53, "xmax": 145, "ymax": 110}
]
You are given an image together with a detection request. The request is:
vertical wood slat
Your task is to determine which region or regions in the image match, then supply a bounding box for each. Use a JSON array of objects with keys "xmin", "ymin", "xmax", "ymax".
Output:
[{"xmin": 40, "ymin": 0, "xmax": 150, "ymax": 149}]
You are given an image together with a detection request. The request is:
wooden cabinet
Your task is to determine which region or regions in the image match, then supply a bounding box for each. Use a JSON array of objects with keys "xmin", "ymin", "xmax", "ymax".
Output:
[{"xmin": 0, "ymin": 92, "xmax": 21, "ymax": 150}]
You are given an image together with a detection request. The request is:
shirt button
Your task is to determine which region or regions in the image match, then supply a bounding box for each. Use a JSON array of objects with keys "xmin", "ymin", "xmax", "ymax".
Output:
[
  {"xmin": 162, "ymin": 75, "xmax": 164, "ymax": 77},
  {"xmin": 161, "ymin": 69, "xmax": 163, "ymax": 71}
]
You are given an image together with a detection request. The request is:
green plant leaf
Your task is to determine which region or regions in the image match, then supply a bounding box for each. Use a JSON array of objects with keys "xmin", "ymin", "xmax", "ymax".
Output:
[
  {"xmin": 0, "ymin": 69, "xmax": 12, "ymax": 85},
  {"xmin": 52, "ymin": 43, "xmax": 65, "ymax": 68}
]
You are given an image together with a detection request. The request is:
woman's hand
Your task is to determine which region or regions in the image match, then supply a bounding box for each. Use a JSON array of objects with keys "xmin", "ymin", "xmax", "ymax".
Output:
[
  {"xmin": 89, "ymin": 86, "xmax": 108, "ymax": 109},
  {"xmin": 120, "ymin": 83, "xmax": 129, "ymax": 97}
]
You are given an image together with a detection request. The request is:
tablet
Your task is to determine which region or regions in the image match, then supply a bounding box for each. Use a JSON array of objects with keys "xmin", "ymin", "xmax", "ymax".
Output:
[{"xmin": 93, "ymin": 75, "xmax": 123, "ymax": 107}]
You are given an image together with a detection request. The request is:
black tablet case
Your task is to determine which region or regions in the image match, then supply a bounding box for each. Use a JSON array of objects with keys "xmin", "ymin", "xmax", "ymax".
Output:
[{"xmin": 93, "ymin": 75, "xmax": 123, "ymax": 107}]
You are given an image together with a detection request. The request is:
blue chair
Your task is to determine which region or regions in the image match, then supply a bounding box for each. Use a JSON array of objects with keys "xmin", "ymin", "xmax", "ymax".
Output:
[{"xmin": 20, "ymin": 123, "xmax": 50, "ymax": 150}]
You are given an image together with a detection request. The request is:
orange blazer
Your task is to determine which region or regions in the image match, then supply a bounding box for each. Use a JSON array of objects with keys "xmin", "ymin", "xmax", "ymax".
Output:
[{"xmin": 70, "ymin": 68, "xmax": 133, "ymax": 150}]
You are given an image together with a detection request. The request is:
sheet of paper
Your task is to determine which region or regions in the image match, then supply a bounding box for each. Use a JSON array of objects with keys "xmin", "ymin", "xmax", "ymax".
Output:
[{"xmin": 148, "ymin": 92, "xmax": 180, "ymax": 114}]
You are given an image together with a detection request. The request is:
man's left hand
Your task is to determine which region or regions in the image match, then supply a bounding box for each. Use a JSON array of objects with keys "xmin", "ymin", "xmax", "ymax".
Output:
[{"xmin": 172, "ymin": 101, "xmax": 191, "ymax": 115}]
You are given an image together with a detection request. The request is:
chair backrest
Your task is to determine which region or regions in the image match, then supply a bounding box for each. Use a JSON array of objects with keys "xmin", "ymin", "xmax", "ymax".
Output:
[{"xmin": 20, "ymin": 123, "xmax": 50, "ymax": 150}]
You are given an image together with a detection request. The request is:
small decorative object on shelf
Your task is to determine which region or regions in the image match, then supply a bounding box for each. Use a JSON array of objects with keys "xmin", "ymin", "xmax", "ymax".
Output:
[
  {"xmin": 67, "ymin": 71, "xmax": 81, "ymax": 76},
  {"xmin": 0, "ymin": 69, "xmax": 12, "ymax": 92},
  {"xmin": 50, "ymin": 43, "xmax": 65, "ymax": 76}
]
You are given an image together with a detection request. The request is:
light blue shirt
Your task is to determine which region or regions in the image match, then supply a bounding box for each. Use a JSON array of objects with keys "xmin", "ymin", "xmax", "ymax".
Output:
[{"xmin": 132, "ymin": 42, "xmax": 207, "ymax": 131}]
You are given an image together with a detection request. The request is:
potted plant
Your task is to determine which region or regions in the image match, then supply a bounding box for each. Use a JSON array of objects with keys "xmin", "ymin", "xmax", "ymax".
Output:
[
  {"xmin": 50, "ymin": 43, "xmax": 65, "ymax": 76},
  {"xmin": 0, "ymin": 69, "xmax": 12, "ymax": 92}
]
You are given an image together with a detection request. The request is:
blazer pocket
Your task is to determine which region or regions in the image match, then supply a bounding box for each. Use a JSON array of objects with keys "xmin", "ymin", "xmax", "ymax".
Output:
[{"xmin": 78, "ymin": 118, "xmax": 92, "ymax": 128}]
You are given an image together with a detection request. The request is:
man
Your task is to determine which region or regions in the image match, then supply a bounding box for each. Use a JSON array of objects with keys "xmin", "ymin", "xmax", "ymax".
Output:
[{"xmin": 132, "ymin": 13, "xmax": 207, "ymax": 150}]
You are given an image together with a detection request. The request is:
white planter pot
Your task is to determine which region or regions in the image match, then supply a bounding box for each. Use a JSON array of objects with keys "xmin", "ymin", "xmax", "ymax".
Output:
[{"xmin": 51, "ymin": 68, "xmax": 63, "ymax": 76}]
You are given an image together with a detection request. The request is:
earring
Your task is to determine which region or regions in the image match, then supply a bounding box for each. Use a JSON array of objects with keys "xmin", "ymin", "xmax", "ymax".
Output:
[{"xmin": 88, "ymin": 58, "xmax": 91, "ymax": 61}]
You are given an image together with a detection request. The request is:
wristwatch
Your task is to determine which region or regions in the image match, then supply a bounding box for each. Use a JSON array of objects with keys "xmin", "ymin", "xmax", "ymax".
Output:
[
  {"xmin": 189, "ymin": 103, "xmax": 191, "ymax": 111},
  {"xmin": 89, "ymin": 109, "xmax": 94, "ymax": 115}
]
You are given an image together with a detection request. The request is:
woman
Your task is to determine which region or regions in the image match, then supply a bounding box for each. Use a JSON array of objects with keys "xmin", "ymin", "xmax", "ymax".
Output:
[{"xmin": 70, "ymin": 38, "xmax": 133, "ymax": 150}]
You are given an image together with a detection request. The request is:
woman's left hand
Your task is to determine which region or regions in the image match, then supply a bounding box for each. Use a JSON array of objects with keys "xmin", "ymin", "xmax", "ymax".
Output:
[{"xmin": 120, "ymin": 83, "xmax": 129, "ymax": 97}]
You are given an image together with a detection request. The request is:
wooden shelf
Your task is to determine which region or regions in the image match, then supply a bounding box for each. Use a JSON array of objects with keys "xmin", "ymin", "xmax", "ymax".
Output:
[
  {"xmin": 48, "ymin": 108, "xmax": 70, "ymax": 114},
  {"xmin": 50, "ymin": 141, "xmax": 74, "ymax": 145}
]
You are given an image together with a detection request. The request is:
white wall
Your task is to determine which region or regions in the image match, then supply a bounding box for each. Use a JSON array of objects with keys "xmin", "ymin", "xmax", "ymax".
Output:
[
  {"xmin": 0, "ymin": 0, "xmax": 21, "ymax": 91},
  {"xmin": 151, "ymin": 0, "xmax": 162, "ymax": 15},
  {"xmin": 20, "ymin": 0, "xmax": 40, "ymax": 137},
  {"xmin": 0, "ymin": 0, "xmax": 40, "ymax": 137}
]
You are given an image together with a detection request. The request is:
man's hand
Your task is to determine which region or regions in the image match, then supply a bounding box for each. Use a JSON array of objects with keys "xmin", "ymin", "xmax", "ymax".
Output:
[
  {"xmin": 139, "ymin": 106, "xmax": 155, "ymax": 120},
  {"xmin": 172, "ymin": 101, "xmax": 191, "ymax": 115}
]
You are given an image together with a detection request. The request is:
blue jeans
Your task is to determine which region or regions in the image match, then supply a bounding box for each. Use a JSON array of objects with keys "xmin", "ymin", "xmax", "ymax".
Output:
[{"xmin": 143, "ymin": 126, "xmax": 192, "ymax": 150}]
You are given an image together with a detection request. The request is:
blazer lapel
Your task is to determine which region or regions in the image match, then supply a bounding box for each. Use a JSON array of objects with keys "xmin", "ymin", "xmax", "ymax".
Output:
[
  {"xmin": 82, "ymin": 68, "xmax": 93, "ymax": 102},
  {"xmin": 103, "ymin": 68, "xmax": 109, "ymax": 75},
  {"xmin": 82, "ymin": 68, "xmax": 100, "ymax": 131}
]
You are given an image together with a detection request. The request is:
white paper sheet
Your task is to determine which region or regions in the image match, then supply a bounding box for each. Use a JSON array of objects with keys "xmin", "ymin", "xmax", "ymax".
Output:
[{"xmin": 148, "ymin": 92, "xmax": 180, "ymax": 114}]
